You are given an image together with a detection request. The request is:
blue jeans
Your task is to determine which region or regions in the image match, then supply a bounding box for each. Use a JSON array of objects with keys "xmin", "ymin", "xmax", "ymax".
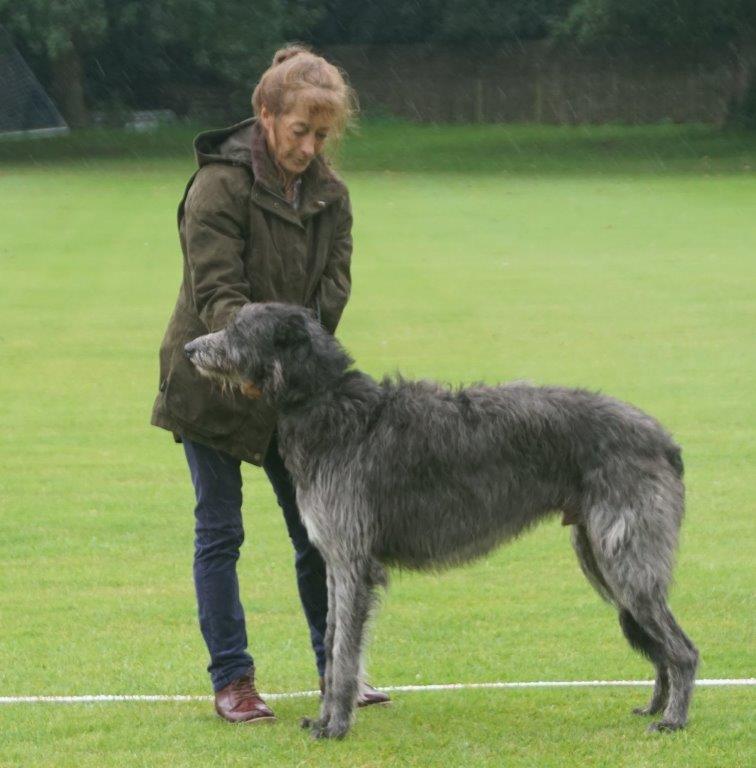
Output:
[{"xmin": 182, "ymin": 433, "xmax": 328, "ymax": 692}]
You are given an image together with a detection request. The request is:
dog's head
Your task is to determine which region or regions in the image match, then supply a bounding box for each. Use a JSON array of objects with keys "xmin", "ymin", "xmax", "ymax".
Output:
[{"xmin": 184, "ymin": 302, "xmax": 352, "ymax": 405}]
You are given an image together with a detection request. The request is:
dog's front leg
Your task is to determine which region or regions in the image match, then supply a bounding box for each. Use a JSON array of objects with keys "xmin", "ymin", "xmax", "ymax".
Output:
[
  {"xmin": 302, "ymin": 568, "xmax": 337, "ymax": 735},
  {"xmin": 311, "ymin": 560, "xmax": 372, "ymax": 739}
]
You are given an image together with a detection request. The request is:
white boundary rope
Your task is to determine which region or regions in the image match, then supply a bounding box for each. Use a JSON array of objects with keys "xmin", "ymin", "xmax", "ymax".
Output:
[{"xmin": 1, "ymin": 678, "xmax": 752, "ymax": 704}]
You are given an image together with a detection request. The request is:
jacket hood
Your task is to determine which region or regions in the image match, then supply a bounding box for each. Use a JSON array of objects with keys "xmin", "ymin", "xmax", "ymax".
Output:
[
  {"xmin": 194, "ymin": 117, "xmax": 256, "ymax": 168},
  {"xmin": 193, "ymin": 117, "xmax": 347, "ymax": 206}
]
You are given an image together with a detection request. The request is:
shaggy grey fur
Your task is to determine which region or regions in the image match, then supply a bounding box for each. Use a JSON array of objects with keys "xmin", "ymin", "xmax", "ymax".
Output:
[{"xmin": 185, "ymin": 302, "xmax": 698, "ymax": 739}]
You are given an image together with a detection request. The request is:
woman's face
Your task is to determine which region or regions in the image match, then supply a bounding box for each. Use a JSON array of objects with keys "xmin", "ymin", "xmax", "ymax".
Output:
[{"xmin": 260, "ymin": 103, "xmax": 334, "ymax": 178}]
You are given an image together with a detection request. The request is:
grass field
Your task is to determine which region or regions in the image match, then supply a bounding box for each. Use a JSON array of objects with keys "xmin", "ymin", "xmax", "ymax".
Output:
[{"xmin": 0, "ymin": 122, "xmax": 754, "ymax": 767}]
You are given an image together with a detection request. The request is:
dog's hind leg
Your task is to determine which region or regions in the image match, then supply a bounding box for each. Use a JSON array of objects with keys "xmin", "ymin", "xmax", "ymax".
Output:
[
  {"xmin": 584, "ymin": 496, "xmax": 698, "ymax": 732},
  {"xmin": 624, "ymin": 601, "xmax": 698, "ymax": 732},
  {"xmin": 571, "ymin": 523, "xmax": 618, "ymax": 606},
  {"xmin": 618, "ymin": 609, "xmax": 669, "ymax": 716},
  {"xmin": 310, "ymin": 558, "xmax": 376, "ymax": 739},
  {"xmin": 572, "ymin": 523, "xmax": 667, "ymax": 713}
]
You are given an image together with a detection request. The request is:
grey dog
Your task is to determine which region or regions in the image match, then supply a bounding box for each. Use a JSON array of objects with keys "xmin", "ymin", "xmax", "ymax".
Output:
[{"xmin": 184, "ymin": 302, "xmax": 698, "ymax": 740}]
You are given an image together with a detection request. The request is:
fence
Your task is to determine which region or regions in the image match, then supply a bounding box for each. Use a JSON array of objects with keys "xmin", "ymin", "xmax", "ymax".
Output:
[{"xmin": 322, "ymin": 42, "xmax": 748, "ymax": 125}]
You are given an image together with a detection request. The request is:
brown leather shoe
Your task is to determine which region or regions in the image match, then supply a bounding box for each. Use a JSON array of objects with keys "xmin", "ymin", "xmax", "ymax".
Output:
[
  {"xmin": 358, "ymin": 682, "xmax": 391, "ymax": 708},
  {"xmin": 214, "ymin": 672, "xmax": 276, "ymax": 723},
  {"xmin": 318, "ymin": 677, "xmax": 391, "ymax": 708}
]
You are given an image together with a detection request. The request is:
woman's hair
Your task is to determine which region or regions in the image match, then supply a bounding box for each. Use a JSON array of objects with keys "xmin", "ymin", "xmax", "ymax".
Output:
[{"xmin": 252, "ymin": 44, "xmax": 357, "ymax": 137}]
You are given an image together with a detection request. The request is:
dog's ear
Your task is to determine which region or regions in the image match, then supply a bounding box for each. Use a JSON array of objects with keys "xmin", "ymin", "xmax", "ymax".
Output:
[{"xmin": 273, "ymin": 313, "xmax": 310, "ymax": 349}]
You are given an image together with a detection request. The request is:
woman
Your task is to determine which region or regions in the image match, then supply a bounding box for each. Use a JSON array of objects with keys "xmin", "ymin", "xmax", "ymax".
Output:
[{"xmin": 151, "ymin": 45, "xmax": 388, "ymax": 723}]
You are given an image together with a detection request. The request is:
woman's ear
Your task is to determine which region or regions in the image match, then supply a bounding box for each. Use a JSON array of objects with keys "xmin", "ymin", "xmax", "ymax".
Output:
[{"xmin": 260, "ymin": 105, "xmax": 274, "ymax": 137}]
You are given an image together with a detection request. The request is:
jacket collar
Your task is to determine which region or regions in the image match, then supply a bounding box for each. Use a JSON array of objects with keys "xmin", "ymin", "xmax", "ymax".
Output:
[{"xmin": 193, "ymin": 117, "xmax": 347, "ymax": 223}]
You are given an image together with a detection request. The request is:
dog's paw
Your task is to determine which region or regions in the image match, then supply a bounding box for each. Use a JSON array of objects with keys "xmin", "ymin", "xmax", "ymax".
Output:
[
  {"xmin": 300, "ymin": 716, "xmax": 316, "ymax": 730},
  {"xmin": 647, "ymin": 719, "xmax": 684, "ymax": 734},
  {"xmin": 306, "ymin": 716, "xmax": 340, "ymax": 739},
  {"xmin": 307, "ymin": 714, "xmax": 350, "ymax": 740},
  {"xmin": 319, "ymin": 717, "xmax": 350, "ymax": 740},
  {"xmin": 309, "ymin": 720, "xmax": 329, "ymax": 739},
  {"xmin": 302, "ymin": 714, "xmax": 329, "ymax": 731},
  {"xmin": 633, "ymin": 703, "xmax": 663, "ymax": 716}
]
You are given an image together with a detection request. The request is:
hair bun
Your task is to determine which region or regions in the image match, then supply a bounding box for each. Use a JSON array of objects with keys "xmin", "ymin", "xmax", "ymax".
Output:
[
  {"xmin": 252, "ymin": 44, "xmax": 357, "ymax": 139},
  {"xmin": 272, "ymin": 45, "xmax": 311, "ymax": 67}
]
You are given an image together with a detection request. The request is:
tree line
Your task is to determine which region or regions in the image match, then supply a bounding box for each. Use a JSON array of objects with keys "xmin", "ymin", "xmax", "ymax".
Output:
[{"xmin": 1, "ymin": 0, "xmax": 753, "ymax": 127}]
